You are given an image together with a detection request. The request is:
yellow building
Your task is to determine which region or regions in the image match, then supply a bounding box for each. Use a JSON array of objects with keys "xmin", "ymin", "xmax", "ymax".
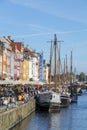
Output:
[
  {"xmin": 23, "ymin": 47, "xmax": 39, "ymax": 81},
  {"xmin": 22, "ymin": 59, "xmax": 29, "ymax": 80}
]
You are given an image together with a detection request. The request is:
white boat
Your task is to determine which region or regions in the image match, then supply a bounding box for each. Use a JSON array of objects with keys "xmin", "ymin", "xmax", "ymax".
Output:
[
  {"xmin": 36, "ymin": 34, "xmax": 61, "ymax": 112},
  {"xmin": 36, "ymin": 90, "xmax": 61, "ymax": 112}
]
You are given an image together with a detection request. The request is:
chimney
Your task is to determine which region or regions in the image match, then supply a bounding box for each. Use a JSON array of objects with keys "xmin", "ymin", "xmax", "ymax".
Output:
[
  {"xmin": 3, "ymin": 36, "xmax": 6, "ymax": 38},
  {"xmin": 43, "ymin": 59, "xmax": 46, "ymax": 65},
  {"xmin": 8, "ymin": 36, "xmax": 11, "ymax": 40}
]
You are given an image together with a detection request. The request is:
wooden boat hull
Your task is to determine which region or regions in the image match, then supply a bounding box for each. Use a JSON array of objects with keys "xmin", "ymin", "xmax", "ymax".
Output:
[
  {"xmin": 60, "ymin": 96, "xmax": 71, "ymax": 108},
  {"xmin": 36, "ymin": 91, "xmax": 61, "ymax": 112}
]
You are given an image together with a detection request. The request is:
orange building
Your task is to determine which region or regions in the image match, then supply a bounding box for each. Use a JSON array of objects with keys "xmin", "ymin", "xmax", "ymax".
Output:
[
  {"xmin": 0, "ymin": 41, "xmax": 3, "ymax": 79},
  {"xmin": 0, "ymin": 37, "xmax": 12, "ymax": 80}
]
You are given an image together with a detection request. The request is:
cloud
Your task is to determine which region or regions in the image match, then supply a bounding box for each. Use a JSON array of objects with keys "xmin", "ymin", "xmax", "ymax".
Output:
[
  {"xmin": 12, "ymin": 29, "xmax": 87, "ymax": 38},
  {"xmin": 29, "ymin": 23, "xmax": 55, "ymax": 33},
  {"xmin": 8, "ymin": 0, "xmax": 39, "ymax": 8},
  {"xmin": 13, "ymin": 32, "xmax": 52, "ymax": 38},
  {"xmin": 8, "ymin": 0, "xmax": 87, "ymax": 24}
]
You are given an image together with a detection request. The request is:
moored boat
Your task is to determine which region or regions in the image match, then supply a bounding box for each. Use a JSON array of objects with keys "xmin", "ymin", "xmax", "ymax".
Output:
[
  {"xmin": 36, "ymin": 91, "xmax": 61, "ymax": 112},
  {"xmin": 60, "ymin": 93, "xmax": 71, "ymax": 108},
  {"xmin": 36, "ymin": 34, "xmax": 61, "ymax": 112}
]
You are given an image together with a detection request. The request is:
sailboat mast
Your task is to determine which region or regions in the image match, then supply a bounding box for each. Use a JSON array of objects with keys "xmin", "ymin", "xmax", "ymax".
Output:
[
  {"xmin": 49, "ymin": 41, "xmax": 52, "ymax": 90},
  {"xmin": 64, "ymin": 58, "xmax": 65, "ymax": 83},
  {"xmin": 70, "ymin": 51, "xmax": 73, "ymax": 85},
  {"xmin": 74, "ymin": 67, "xmax": 76, "ymax": 82},
  {"xmin": 57, "ymin": 44, "xmax": 61, "ymax": 92},
  {"xmin": 66, "ymin": 54, "xmax": 68, "ymax": 84},
  {"xmin": 61, "ymin": 59, "xmax": 64, "ymax": 88},
  {"xmin": 54, "ymin": 34, "xmax": 63, "ymax": 92},
  {"xmin": 54, "ymin": 34, "xmax": 57, "ymax": 91}
]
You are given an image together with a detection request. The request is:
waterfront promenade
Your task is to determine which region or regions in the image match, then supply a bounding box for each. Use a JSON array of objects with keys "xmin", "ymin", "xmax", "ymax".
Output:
[
  {"xmin": 0, "ymin": 85, "xmax": 37, "ymax": 130},
  {"xmin": 0, "ymin": 98, "xmax": 35, "ymax": 130},
  {"xmin": 0, "ymin": 99, "xmax": 33, "ymax": 113},
  {"xmin": 11, "ymin": 91, "xmax": 87, "ymax": 130}
]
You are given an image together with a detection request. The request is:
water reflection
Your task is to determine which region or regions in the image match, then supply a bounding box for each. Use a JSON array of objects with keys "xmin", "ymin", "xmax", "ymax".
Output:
[{"xmin": 11, "ymin": 94, "xmax": 87, "ymax": 130}]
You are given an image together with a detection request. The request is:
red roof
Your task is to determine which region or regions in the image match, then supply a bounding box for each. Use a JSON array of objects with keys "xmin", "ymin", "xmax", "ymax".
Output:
[
  {"xmin": 24, "ymin": 47, "xmax": 38, "ymax": 58},
  {"xmin": 10, "ymin": 41, "xmax": 22, "ymax": 52}
]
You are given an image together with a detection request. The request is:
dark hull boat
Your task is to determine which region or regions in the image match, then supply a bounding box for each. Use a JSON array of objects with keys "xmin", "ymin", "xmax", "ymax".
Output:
[
  {"xmin": 60, "ymin": 94, "xmax": 71, "ymax": 108},
  {"xmin": 71, "ymin": 94, "xmax": 78, "ymax": 103},
  {"xmin": 36, "ymin": 91, "xmax": 61, "ymax": 112},
  {"xmin": 70, "ymin": 84, "xmax": 78, "ymax": 103},
  {"xmin": 36, "ymin": 34, "xmax": 61, "ymax": 112}
]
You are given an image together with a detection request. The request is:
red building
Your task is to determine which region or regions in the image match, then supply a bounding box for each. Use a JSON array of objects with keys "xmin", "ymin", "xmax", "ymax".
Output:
[{"xmin": 10, "ymin": 41, "xmax": 23, "ymax": 80}]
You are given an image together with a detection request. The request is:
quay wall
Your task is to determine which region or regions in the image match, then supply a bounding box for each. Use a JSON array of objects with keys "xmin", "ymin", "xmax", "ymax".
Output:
[{"xmin": 0, "ymin": 99, "xmax": 35, "ymax": 130}]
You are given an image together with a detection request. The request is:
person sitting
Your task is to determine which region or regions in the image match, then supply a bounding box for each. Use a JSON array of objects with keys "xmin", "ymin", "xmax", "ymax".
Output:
[
  {"xmin": 10, "ymin": 95, "xmax": 17, "ymax": 106},
  {"xmin": 3, "ymin": 97, "xmax": 9, "ymax": 110},
  {"xmin": 18, "ymin": 94, "xmax": 23, "ymax": 101}
]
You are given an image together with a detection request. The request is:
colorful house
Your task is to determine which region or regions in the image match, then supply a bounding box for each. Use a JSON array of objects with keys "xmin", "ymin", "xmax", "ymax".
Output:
[
  {"xmin": 0, "ymin": 41, "xmax": 4, "ymax": 79},
  {"xmin": 0, "ymin": 37, "xmax": 12, "ymax": 80},
  {"xmin": 10, "ymin": 39, "xmax": 24, "ymax": 80},
  {"xmin": 24, "ymin": 47, "xmax": 39, "ymax": 81},
  {"xmin": 43, "ymin": 60, "xmax": 49, "ymax": 83},
  {"xmin": 39, "ymin": 52, "xmax": 43, "ymax": 81}
]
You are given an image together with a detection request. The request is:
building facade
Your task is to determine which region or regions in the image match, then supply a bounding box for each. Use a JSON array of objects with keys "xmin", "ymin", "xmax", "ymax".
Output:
[
  {"xmin": 0, "ymin": 36, "xmax": 48, "ymax": 83},
  {"xmin": 0, "ymin": 41, "xmax": 3, "ymax": 79},
  {"xmin": 0, "ymin": 37, "xmax": 12, "ymax": 80},
  {"xmin": 43, "ymin": 60, "xmax": 49, "ymax": 83},
  {"xmin": 10, "ymin": 40, "xmax": 24, "ymax": 80},
  {"xmin": 39, "ymin": 52, "xmax": 43, "ymax": 81},
  {"xmin": 24, "ymin": 47, "xmax": 39, "ymax": 81}
]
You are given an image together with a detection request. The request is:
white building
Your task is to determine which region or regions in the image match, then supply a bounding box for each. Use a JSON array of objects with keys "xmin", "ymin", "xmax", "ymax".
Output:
[
  {"xmin": 32, "ymin": 56, "xmax": 39, "ymax": 81},
  {"xmin": 24, "ymin": 47, "xmax": 39, "ymax": 81},
  {"xmin": 43, "ymin": 60, "xmax": 49, "ymax": 83}
]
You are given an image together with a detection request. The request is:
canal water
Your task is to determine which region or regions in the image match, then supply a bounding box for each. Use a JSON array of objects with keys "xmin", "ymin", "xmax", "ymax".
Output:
[{"xmin": 11, "ymin": 92, "xmax": 87, "ymax": 130}]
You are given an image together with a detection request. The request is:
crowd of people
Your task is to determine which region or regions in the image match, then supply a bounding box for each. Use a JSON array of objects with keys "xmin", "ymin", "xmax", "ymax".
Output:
[{"xmin": 0, "ymin": 85, "xmax": 39, "ymax": 111}]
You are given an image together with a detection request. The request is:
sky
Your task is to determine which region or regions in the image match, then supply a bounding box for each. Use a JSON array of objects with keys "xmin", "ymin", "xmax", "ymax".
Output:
[{"xmin": 0, "ymin": 0, "xmax": 87, "ymax": 74}]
